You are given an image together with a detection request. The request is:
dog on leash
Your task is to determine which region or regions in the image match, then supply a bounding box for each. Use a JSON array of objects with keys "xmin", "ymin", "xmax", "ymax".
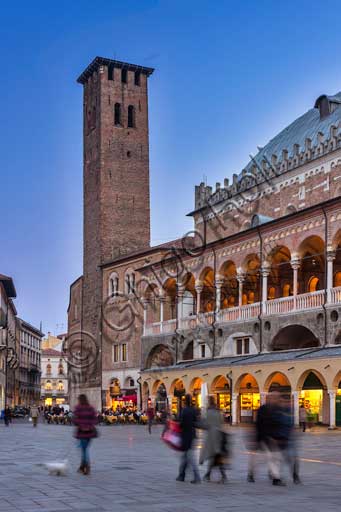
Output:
[{"xmin": 39, "ymin": 460, "xmax": 69, "ymax": 476}]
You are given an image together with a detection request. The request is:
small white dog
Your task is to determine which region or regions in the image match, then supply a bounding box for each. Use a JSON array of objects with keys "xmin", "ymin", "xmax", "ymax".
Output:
[{"xmin": 40, "ymin": 460, "xmax": 69, "ymax": 476}]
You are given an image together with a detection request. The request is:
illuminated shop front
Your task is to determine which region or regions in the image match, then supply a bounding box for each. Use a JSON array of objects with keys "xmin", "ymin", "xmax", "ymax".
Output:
[
  {"xmin": 190, "ymin": 377, "xmax": 203, "ymax": 408},
  {"xmin": 238, "ymin": 374, "xmax": 260, "ymax": 423},
  {"xmin": 336, "ymin": 384, "xmax": 341, "ymax": 426},
  {"xmin": 211, "ymin": 375, "xmax": 231, "ymax": 417},
  {"xmin": 112, "ymin": 394, "xmax": 137, "ymax": 410},
  {"xmin": 299, "ymin": 372, "xmax": 324, "ymax": 423},
  {"xmin": 171, "ymin": 379, "xmax": 186, "ymax": 415},
  {"xmin": 155, "ymin": 383, "xmax": 167, "ymax": 412}
]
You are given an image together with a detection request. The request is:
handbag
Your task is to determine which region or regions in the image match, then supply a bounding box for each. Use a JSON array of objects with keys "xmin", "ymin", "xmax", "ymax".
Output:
[{"xmin": 161, "ymin": 420, "xmax": 183, "ymax": 451}]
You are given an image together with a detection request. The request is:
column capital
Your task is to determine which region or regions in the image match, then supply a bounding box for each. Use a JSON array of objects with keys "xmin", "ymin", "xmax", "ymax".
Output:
[
  {"xmin": 291, "ymin": 390, "xmax": 300, "ymax": 398},
  {"xmin": 291, "ymin": 258, "xmax": 301, "ymax": 270},
  {"xmin": 328, "ymin": 389, "xmax": 336, "ymax": 398},
  {"xmin": 236, "ymin": 272, "xmax": 246, "ymax": 284},
  {"xmin": 195, "ymin": 282, "xmax": 204, "ymax": 293},
  {"xmin": 215, "ymin": 277, "xmax": 224, "ymax": 288},
  {"xmin": 261, "ymin": 266, "xmax": 271, "ymax": 277},
  {"xmin": 327, "ymin": 250, "xmax": 336, "ymax": 262}
]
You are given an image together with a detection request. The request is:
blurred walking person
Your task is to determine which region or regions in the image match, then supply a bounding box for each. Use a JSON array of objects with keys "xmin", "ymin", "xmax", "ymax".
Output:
[
  {"xmin": 299, "ymin": 404, "xmax": 307, "ymax": 432},
  {"xmin": 247, "ymin": 392, "xmax": 285, "ymax": 486},
  {"xmin": 4, "ymin": 407, "xmax": 11, "ymax": 427},
  {"xmin": 30, "ymin": 404, "xmax": 39, "ymax": 427},
  {"xmin": 146, "ymin": 402, "xmax": 155, "ymax": 434},
  {"xmin": 73, "ymin": 394, "xmax": 98, "ymax": 475},
  {"xmin": 176, "ymin": 394, "xmax": 201, "ymax": 484},
  {"xmin": 200, "ymin": 396, "xmax": 228, "ymax": 483},
  {"xmin": 279, "ymin": 395, "xmax": 301, "ymax": 484}
]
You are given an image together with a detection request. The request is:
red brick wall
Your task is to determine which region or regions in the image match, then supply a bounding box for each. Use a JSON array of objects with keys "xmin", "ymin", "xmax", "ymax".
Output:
[{"xmin": 80, "ymin": 64, "xmax": 152, "ymax": 388}]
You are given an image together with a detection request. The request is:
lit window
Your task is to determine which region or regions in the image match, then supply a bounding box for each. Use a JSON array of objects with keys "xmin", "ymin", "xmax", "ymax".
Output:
[
  {"xmin": 308, "ymin": 276, "xmax": 319, "ymax": 292},
  {"xmin": 268, "ymin": 287, "xmax": 276, "ymax": 300},
  {"xmin": 334, "ymin": 272, "xmax": 341, "ymax": 287},
  {"xmin": 122, "ymin": 344, "xmax": 127, "ymax": 362},
  {"xmin": 45, "ymin": 380, "xmax": 52, "ymax": 390},
  {"xmin": 113, "ymin": 345, "xmax": 119, "ymax": 363},
  {"xmin": 282, "ymin": 284, "xmax": 291, "ymax": 297}
]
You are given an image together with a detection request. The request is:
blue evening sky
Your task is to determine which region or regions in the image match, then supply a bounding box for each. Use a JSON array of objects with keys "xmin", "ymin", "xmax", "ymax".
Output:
[{"xmin": 1, "ymin": 0, "xmax": 341, "ymax": 334}]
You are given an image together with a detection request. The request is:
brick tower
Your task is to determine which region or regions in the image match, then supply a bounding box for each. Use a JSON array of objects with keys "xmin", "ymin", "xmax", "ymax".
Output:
[{"xmin": 76, "ymin": 57, "xmax": 154, "ymax": 405}]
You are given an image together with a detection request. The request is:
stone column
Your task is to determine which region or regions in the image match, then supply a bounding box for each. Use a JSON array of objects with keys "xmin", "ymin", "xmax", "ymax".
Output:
[
  {"xmin": 232, "ymin": 393, "xmax": 239, "ymax": 425},
  {"xmin": 327, "ymin": 250, "xmax": 336, "ymax": 303},
  {"xmin": 291, "ymin": 258, "xmax": 300, "ymax": 309},
  {"xmin": 159, "ymin": 293, "xmax": 165, "ymax": 333},
  {"xmin": 261, "ymin": 266, "xmax": 270, "ymax": 314},
  {"xmin": 215, "ymin": 277, "xmax": 224, "ymax": 315},
  {"xmin": 260, "ymin": 392, "xmax": 267, "ymax": 406},
  {"xmin": 328, "ymin": 390, "xmax": 336, "ymax": 429},
  {"xmin": 142, "ymin": 299, "xmax": 149, "ymax": 336},
  {"xmin": 292, "ymin": 391, "xmax": 300, "ymax": 427},
  {"xmin": 195, "ymin": 284, "xmax": 203, "ymax": 316},
  {"xmin": 237, "ymin": 272, "xmax": 245, "ymax": 308},
  {"xmin": 177, "ymin": 285, "xmax": 185, "ymax": 321}
]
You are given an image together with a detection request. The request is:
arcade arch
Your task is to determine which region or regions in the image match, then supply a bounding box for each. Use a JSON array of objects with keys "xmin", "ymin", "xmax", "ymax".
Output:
[
  {"xmin": 145, "ymin": 344, "xmax": 174, "ymax": 369},
  {"xmin": 234, "ymin": 373, "xmax": 260, "ymax": 423},
  {"xmin": 271, "ymin": 325, "xmax": 319, "ymax": 351}
]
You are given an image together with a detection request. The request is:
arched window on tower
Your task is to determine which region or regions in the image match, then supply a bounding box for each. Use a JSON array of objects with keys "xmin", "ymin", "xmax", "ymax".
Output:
[
  {"xmin": 114, "ymin": 103, "xmax": 121, "ymax": 125},
  {"xmin": 125, "ymin": 270, "xmax": 135, "ymax": 294},
  {"xmin": 109, "ymin": 273, "xmax": 119, "ymax": 296},
  {"xmin": 128, "ymin": 105, "xmax": 135, "ymax": 128}
]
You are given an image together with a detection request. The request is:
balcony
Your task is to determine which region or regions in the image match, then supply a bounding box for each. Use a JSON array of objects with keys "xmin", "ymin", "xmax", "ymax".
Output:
[{"xmin": 143, "ymin": 287, "xmax": 341, "ymax": 336}]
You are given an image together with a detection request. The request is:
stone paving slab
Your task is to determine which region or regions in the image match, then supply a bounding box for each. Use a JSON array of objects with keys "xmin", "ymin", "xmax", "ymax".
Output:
[{"xmin": 2, "ymin": 422, "xmax": 341, "ymax": 511}]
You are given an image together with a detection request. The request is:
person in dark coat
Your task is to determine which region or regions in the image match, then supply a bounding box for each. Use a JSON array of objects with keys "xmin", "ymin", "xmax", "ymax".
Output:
[
  {"xmin": 176, "ymin": 394, "xmax": 201, "ymax": 484},
  {"xmin": 4, "ymin": 407, "xmax": 11, "ymax": 426},
  {"xmin": 73, "ymin": 394, "xmax": 98, "ymax": 475},
  {"xmin": 247, "ymin": 391, "xmax": 284, "ymax": 485}
]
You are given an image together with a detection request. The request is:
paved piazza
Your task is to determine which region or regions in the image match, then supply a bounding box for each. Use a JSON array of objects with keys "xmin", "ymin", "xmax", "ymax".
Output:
[{"xmin": 2, "ymin": 422, "xmax": 341, "ymax": 512}]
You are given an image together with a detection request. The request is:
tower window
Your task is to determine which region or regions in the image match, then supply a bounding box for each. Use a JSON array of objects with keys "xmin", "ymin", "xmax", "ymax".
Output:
[
  {"xmin": 114, "ymin": 103, "xmax": 121, "ymax": 126},
  {"xmin": 122, "ymin": 343, "xmax": 127, "ymax": 362},
  {"xmin": 128, "ymin": 105, "xmax": 135, "ymax": 128},
  {"xmin": 108, "ymin": 65, "xmax": 114, "ymax": 81},
  {"xmin": 121, "ymin": 68, "xmax": 127, "ymax": 83},
  {"xmin": 134, "ymin": 71, "xmax": 140, "ymax": 86}
]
